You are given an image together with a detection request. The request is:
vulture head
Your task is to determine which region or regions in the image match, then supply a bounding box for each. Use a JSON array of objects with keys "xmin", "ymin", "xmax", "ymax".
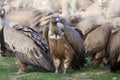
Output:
[
  {"xmin": 0, "ymin": 0, "xmax": 6, "ymax": 18},
  {"xmin": 49, "ymin": 15, "xmax": 64, "ymax": 39},
  {"xmin": 0, "ymin": 7, "xmax": 5, "ymax": 29},
  {"xmin": 0, "ymin": 8, "xmax": 5, "ymax": 18},
  {"xmin": 0, "ymin": 7, "xmax": 9, "ymax": 28}
]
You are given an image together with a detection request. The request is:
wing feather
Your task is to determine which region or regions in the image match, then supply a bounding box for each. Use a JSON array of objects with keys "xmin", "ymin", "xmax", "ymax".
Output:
[
  {"xmin": 3, "ymin": 26, "xmax": 54, "ymax": 72},
  {"xmin": 63, "ymin": 25, "xmax": 85, "ymax": 69},
  {"xmin": 43, "ymin": 25, "xmax": 49, "ymax": 44}
]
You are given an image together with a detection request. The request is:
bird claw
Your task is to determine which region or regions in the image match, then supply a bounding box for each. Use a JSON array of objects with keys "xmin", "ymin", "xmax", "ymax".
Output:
[
  {"xmin": 55, "ymin": 70, "xmax": 59, "ymax": 74},
  {"xmin": 15, "ymin": 71, "xmax": 26, "ymax": 75}
]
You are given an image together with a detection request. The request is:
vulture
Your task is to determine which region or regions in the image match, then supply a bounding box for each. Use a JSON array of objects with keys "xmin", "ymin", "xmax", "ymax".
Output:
[
  {"xmin": 108, "ymin": 27, "xmax": 120, "ymax": 72},
  {"xmin": 0, "ymin": 7, "xmax": 54, "ymax": 74},
  {"xmin": 84, "ymin": 22, "xmax": 113, "ymax": 65},
  {"xmin": 43, "ymin": 15, "xmax": 85, "ymax": 74}
]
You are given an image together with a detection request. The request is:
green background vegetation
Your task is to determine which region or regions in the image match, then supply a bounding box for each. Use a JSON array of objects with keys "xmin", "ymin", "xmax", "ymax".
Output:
[{"xmin": 0, "ymin": 57, "xmax": 120, "ymax": 80}]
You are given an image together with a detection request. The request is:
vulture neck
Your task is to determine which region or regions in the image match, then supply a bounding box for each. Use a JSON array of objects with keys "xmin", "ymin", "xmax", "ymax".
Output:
[
  {"xmin": 0, "ymin": 14, "xmax": 10, "ymax": 28},
  {"xmin": 49, "ymin": 21, "xmax": 56, "ymax": 31}
]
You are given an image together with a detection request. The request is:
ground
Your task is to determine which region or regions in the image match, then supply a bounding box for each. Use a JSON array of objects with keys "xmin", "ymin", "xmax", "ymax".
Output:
[{"xmin": 0, "ymin": 57, "xmax": 120, "ymax": 80}]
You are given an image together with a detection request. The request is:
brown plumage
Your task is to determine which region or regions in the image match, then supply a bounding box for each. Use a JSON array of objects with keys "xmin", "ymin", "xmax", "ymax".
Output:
[
  {"xmin": 3, "ymin": 26, "xmax": 54, "ymax": 73},
  {"xmin": 0, "ymin": 7, "xmax": 54, "ymax": 74},
  {"xmin": 43, "ymin": 15, "xmax": 85, "ymax": 74},
  {"xmin": 0, "ymin": 5, "xmax": 14, "ymax": 57},
  {"xmin": 107, "ymin": 27, "xmax": 120, "ymax": 72},
  {"xmin": 84, "ymin": 22, "xmax": 113, "ymax": 65}
]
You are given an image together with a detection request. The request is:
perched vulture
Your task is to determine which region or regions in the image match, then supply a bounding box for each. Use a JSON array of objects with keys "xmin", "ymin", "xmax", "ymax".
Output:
[
  {"xmin": 108, "ymin": 27, "xmax": 120, "ymax": 72},
  {"xmin": 43, "ymin": 15, "xmax": 85, "ymax": 74},
  {"xmin": 0, "ymin": 7, "xmax": 54, "ymax": 74},
  {"xmin": 84, "ymin": 22, "xmax": 113, "ymax": 65}
]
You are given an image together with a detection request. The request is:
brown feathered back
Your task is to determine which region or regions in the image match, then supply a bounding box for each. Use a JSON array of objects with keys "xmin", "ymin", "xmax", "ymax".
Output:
[
  {"xmin": 3, "ymin": 26, "xmax": 54, "ymax": 72},
  {"xmin": 107, "ymin": 27, "xmax": 120, "ymax": 72},
  {"xmin": 84, "ymin": 22, "xmax": 113, "ymax": 56},
  {"xmin": 63, "ymin": 25, "xmax": 85, "ymax": 68}
]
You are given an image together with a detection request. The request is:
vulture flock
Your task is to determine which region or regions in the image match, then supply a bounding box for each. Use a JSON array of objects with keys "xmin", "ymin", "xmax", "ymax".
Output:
[{"xmin": 0, "ymin": 0, "xmax": 120, "ymax": 74}]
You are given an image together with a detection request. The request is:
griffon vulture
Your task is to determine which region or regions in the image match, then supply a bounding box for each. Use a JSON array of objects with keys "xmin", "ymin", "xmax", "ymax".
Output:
[
  {"xmin": 108, "ymin": 27, "xmax": 120, "ymax": 72},
  {"xmin": 84, "ymin": 22, "xmax": 113, "ymax": 65},
  {"xmin": 0, "ymin": 7, "xmax": 54, "ymax": 74},
  {"xmin": 43, "ymin": 15, "xmax": 85, "ymax": 74}
]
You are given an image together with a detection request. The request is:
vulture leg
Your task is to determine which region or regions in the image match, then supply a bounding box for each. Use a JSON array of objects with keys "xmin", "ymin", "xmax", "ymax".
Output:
[
  {"xmin": 16, "ymin": 57, "xmax": 27, "ymax": 74},
  {"xmin": 63, "ymin": 59, "xmax": 70, "ymax": 74},
  {"xmin": 92, "ymin": 50, "xmax": 106, "ymax": 66},
  {"xmin": 53, "ymin": 58, "xmax": 60, "ymax": 74}
]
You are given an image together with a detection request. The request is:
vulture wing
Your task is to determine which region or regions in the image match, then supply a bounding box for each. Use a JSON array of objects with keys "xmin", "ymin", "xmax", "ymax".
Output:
[
  {"xmin": 3, "ymin": 26, "xmax": 54, "ymax": 72},
  {"xmin": 43, "ymin": 25, "xmax": 49, "ymax": 44},
  {"xmin": 62, "ymin": 25, "xmax": 86, "ymax": 69}
]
